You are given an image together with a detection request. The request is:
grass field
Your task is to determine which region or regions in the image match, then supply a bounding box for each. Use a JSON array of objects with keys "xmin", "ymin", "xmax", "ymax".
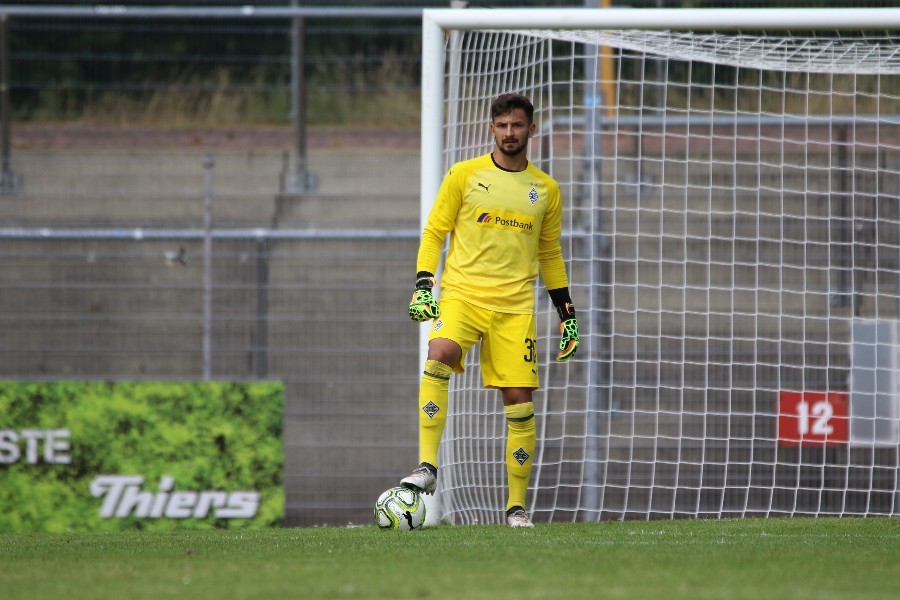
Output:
[{"xmin": 2, "ymin": 517, "xmax": 898, "ymax": 599}]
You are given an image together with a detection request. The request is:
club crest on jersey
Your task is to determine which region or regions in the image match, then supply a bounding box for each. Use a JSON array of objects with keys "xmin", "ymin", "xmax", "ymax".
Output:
[
  {"xmin": 476, "ymin": 211, "xmax": 534, "ymax": 232},
  {"xmin": 528, "ymin": 186, "xmax": 539, "ymax": 205}
]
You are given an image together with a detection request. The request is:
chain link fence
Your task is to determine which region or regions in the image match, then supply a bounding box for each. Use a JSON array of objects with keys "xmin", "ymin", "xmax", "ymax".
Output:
[{"xmin": 2, "ymin": 1, "xmax": 899, "ymax": 526}]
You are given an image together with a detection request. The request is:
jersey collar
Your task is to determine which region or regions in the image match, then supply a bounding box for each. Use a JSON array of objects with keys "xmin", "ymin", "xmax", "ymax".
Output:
[{"xmin": 490, "ymin": 153, "xmax": 528, "ymax": 173}]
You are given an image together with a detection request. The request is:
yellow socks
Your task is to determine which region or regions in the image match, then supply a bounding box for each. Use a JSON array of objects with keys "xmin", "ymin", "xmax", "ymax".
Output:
[
  {"xmin": 505, "ymin": 401, "xmax": 535, "ymax": 511},
  {"xmin": 418, "ymin": 360, "xmax": 535, "ymax": 513},
  {"xmin": 418, "ymin": 359, "xmax": 452, "ymax": 468}
]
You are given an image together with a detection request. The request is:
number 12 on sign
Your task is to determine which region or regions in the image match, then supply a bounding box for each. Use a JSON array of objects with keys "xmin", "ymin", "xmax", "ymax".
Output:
[{"xmin": 778, "ymin": 391, "xmax": 849, "ymax": 447}]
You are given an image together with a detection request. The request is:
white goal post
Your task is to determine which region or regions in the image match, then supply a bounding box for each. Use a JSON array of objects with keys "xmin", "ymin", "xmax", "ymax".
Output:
[{"xmin": 420, "ymin": 8, "xmax": 900, "ymax": 525}]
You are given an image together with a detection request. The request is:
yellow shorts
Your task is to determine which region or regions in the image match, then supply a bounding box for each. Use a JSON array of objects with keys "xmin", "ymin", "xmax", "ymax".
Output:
[{"xmin": 430, "ymin": 297, "xmax": 539, "ymax": 389}]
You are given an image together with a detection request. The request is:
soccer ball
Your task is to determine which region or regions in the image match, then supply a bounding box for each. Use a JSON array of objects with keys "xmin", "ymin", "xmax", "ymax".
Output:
[{"xmin": 374, "ymin": 486, "xmax": 426, "ymax": 531}]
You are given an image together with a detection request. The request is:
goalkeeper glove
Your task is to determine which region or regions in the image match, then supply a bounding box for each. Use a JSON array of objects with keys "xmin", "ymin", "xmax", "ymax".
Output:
[
  {"xmin": 409, "ymin": 272, "xmax": 441, "ymax": 322},
  {"xmin": 555, "ymin": 302, "xmax": 579, "ymax": 362}
]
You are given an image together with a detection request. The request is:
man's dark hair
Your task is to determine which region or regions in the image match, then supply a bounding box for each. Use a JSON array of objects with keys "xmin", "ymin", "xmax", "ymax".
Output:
[{"xmin": 491, "ymin": 93, "xmax": 534, "ymax": 124}]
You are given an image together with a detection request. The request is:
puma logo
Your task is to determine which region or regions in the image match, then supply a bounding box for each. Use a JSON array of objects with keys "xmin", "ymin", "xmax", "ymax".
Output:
[{"xmin": 477, "ymin": 182, "xmax": 492, "ymax": 193}]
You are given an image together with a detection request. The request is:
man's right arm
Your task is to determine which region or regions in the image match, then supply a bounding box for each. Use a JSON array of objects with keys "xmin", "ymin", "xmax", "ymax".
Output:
[
  {"xmin": 409, "ymin": 166, "xmax": 463, "ymax": 322},
  {"xmin": 416, "ymin": 166, "xmax": 461, "ymax": 275}
]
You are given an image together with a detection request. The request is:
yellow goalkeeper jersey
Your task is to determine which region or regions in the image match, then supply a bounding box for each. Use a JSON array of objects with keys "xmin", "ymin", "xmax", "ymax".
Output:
[{"xmin": 417, "ymin": 153, "xmax": 569, "ymax": 314}]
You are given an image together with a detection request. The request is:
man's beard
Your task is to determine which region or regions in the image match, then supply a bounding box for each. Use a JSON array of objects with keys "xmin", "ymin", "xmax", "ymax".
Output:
[{"xmin": 497, "ymin": 138, "xmax": 527, "ymax": 156}]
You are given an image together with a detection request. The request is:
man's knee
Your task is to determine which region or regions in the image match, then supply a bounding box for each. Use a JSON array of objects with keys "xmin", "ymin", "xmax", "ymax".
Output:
[
  {"xmin": 427, "ymin": 338, "xmax": 462, "ymax": 366},
  {"xmin": 501, "ymin": 387, "xmax": 533, "ymax": 406}
]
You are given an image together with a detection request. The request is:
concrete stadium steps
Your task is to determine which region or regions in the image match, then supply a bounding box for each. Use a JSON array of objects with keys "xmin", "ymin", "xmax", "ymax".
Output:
[
  {"xmin": 597, "ymin": 209, "xmax": 894, "ymax": 275},
  {"xmin": 0, "ymin": 327, "xmax": 270, "ymax": 379},
  {"xmin": 565, "ymin": 154, "xmax": 894, "ymax": 251},
  {"xmin": 2, "ymin": 148, "xmax": 421, "ymax": 228},
  {"xmin": 285, "ymin": 381, "xmax": 420, "ymax": 416},
  {"xmin": 285, "ymin": 415, "xmax": 416, "ymax": 463},
  {"xmin": 0, "ymin": 233, "xmax": 418, "ymax": 374},
  {"xmin": 2, "ymin": 151, "xmax": 284, "ymax": 227},
  {"xmin": 12, "ymin": 151, "xmax": 282, "ymax": 193},
  {"xmin": 600, "ymin": 413, "xmax": 768, "ymax": 450},
  {"xmin": 608, "ymin": 276, "xmax": 835, "ymax": 315},
  {"xmin": 265, "ymin": 349, "xmax": 414, "ymax": 383},
  {"xmin": 566, "ymin": 153, "xmax": 899, "ymax": 337},
  {"xmin": 606, "ymin": 332, "xmax": 851, "ymax": 366},
  {"xmin": 569, "ymin": 186, "xmax": 868, "ymax": 220},
  {"xmin": 8, "ymin": 148, "xmax": 420, "ymax": 196},
  {"xmin": 264, "ymin": 237, "xmax": 416, "ymax": 284},
  {"xmin": 1, "ymin": 316, "xmax": 205, "ymax": 348},
  {"xmin": 586, "ymin": 151, "xmax": 889, "ymax": 196},
  {"xmin": 265, "ymin": 236, "xmax": 418, "ymax": 526},
  {"xmin": 606, "ymin": 212, "xmax": 844, "ymax": 244},
  {"xmin": 608, "ymin": 304, "xmax": 855, "ymax": 339},
  {"xmin": 584, "ymin": 186, "xmax": 851, "ymax": 217},
  {"xmin": 3, "ymin": 137, "xmax": 898, "ymax": 525},
  {"xmin": 273, "ymin": 193, "xmax": 418, "ymax": 228},
  {"xmin": 284, "ymin": 410, "xmax": 418, "ymax": 526},
  {"xmin": 266, "ymin": 319, "xmax": 413, "ymax": 353},
  {"xmin": 0, "ymin": 348, "xmax": 205, "ymax": 378},
  {"xmin": 272, "ymin": 146, "xmax": 420, "ymax": 227},
  {"xmin": 606, "ymin": 358, "xmax": 844, "ymax": 398},
  {"xmin": 605, "ymin": 333, "xmax": 849, "ymax": 395},
  {"xmin": 0, "ymin": 238, "xmax": 260, "ymax": 282},
  {"xmin": 571, "ymin": 152, "xmax": 899, "ymax": 382}
]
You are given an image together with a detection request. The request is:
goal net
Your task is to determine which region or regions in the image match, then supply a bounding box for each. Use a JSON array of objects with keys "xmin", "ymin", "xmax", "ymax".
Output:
[{"xmin": 421, "ymin": 9, "xmax": 900, "ymax": 524}]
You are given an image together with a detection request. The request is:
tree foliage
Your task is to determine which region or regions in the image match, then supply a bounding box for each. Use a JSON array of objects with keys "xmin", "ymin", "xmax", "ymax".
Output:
[{"xmin": 0, "ymin": 381, "xmax": 284, "ymax": 532}]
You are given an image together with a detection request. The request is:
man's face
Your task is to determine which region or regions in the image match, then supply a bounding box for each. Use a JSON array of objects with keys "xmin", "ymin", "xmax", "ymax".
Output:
[{"xmin": 490, "ymin": 108, "xmax": 535, "ymax": 157}]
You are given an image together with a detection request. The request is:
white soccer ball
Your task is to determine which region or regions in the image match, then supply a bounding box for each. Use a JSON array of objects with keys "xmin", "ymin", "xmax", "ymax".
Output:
[{"xmin": 374, "ymin": 486, "xmax": 426, "ymax": 531}]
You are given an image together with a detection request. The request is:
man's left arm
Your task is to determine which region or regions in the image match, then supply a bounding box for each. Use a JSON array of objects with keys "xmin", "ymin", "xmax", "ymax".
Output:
[{"xmin": 538, "ymin": 183, "xmax": 579, "ymax": 362}]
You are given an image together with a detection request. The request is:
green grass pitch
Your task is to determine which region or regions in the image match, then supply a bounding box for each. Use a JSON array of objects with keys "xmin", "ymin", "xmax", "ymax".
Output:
[{"xmin": 2, "ymin": 517, "xmax": 898, "ymax": 599}]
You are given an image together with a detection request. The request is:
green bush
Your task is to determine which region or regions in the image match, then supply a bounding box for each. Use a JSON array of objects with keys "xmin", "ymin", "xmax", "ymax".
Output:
[{"xmin": 0, "ymin": 381, "xmax": 284, "ymax": 532}]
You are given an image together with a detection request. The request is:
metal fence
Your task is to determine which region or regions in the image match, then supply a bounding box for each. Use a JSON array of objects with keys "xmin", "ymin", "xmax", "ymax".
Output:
[
  {"xmin": 3, "ymin": 2, "xmax": 900, "ymax": 527},
  {"xmin": 0, "ymin": 4, "xmax": 432, "ymax": 526}
]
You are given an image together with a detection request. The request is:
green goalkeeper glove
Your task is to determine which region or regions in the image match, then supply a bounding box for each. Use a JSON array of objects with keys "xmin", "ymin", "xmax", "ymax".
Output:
[
  {"xmin": 555, "ymin": 302, "xmax": 579, "ymax": 362},
  {"xmin": 408, "ymin": 272, "xmax": 441, "ymax": 322}
]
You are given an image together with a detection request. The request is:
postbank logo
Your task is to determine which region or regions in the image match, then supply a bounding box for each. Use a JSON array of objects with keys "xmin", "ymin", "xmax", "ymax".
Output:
[{"xmin": 476, "ymin": 211, "xmax": 534, "ymax": 232}]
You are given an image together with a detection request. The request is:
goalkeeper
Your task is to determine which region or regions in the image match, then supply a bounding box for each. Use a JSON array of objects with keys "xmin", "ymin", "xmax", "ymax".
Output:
[{"xmin": 402, "ymin": 92, "xmax": 578, "ymax": 528}]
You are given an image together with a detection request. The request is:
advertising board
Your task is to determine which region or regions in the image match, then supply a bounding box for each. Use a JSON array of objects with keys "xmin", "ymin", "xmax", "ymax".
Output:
[{"xmin": 0, "ymin": 381, "xmax": 283, "ymax": 532}]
